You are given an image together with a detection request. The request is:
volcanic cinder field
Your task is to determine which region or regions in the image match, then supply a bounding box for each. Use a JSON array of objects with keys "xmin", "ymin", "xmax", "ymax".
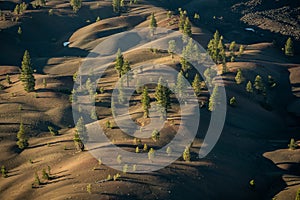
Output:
[{"xmin": 0, "ymin": 0, "xmax": 300, "ymax": 200}]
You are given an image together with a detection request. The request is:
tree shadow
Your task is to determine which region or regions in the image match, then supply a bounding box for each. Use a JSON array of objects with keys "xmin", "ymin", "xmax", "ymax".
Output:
[{"xmin": 28, "ymin": 139, "xmax": 73, "ymax": 149}]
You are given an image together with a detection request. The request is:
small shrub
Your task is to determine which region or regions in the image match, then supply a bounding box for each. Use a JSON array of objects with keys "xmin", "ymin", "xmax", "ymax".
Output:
[
  {"xmin": 87, "ymin": 183, "xmax": 92, "ymax": 194},
  {"xmin": 231, "ymin": 56, "xmax": 235, "ymax": 62},
  {"xmin": 117, "ymin": 154, "xmax": 122, "ymax": 164},
  {"xmin": 268, "ymin": 75, "xmax": 276, "ymax": 88},
  {"xmin": 122, "ymin": 164, "xmax": 128, "ymax": 174},
  {"xmin": 166, "ymin": 146, "xmax": 172, "ymax": 156},
  {"xmin": 43, "ymin": 78, "xmax": 47, "ymax": 88},
  {"xmin": 0, "ymin": 84, "xmax": 5, "ymax": 90},
  {"xmin": 249, "ymin": 179, "xmax": 255, "ymax": 189},
  {"xmin": 99, "ymin": 87, "xmax": 105, "ymax": 94},
  {"xmin": 135, "ymin": 146, "xmax": 139, "ymax": 153},
  {"xmin": 34, "ymin": 172, "xmax": 41, "ymax": 186},
  {"xmin": 148, "ymin": 148, "xmax": 155, "ymax": 161},
  {"xmin": 48, "ymin": 9, "xmax": 53, "ymax": 15},
  {"xmin": 113, "ymin": 173, "xmax": 121, "ymax": 181},
  {"xmin": 1, "ymin": 165, "xmax": 8, "ymax": 178},
  {"xmin": 105, "ymin": 120, "xmax": 111, "ymax": 129},
  {"xmin": 194, "ymin": 13, "xmax": 200, "ymax": 20},
  {"xmin": 42, "ymin": 169, "xmax": 50, "ymax": 180},
  {"xmin": 167, "ymin": 11, "xmax": 172, "ymax": 18},
  {"xmin": 132, "ymin": 164, "xmax": 137, "ymax": 172},
  {"xmin": 229, "ymin": 97, "xmax": 237, "ymax": 107},
  {"xmin": 133, "ymin": 137, "xmax": 141, "ymax": 145},
  {"xmin": 288, "ymin": 138, "xmax": 297, "ymax": 150},
  {"xmin": 143, "ymin": 144, "xmax": 148, "ymax": 151},
  {"xmin": 6, "ymin": 75, "xmax": 12, "ymax": 84},
  {"xmin": 48, "ymin": 126, "xmax": 59, "ymax": 136},
  {"xmin": 183, "ymin": 146, "xmax": 190, "ymax": 162},
  {"xmin": 106, "ymin": 174, "xmax": 112, "ymax": 181}
]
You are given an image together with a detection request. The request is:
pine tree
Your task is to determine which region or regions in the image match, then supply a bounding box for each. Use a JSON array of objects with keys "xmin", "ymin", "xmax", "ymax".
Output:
[
  {"xmin": 238, "ymin": 45, "xmax": 244, "ymax": 56},
  {"xmin": 155, "ymin": 77, "xmax": 171, "ymax": 118},
  {"xmin": 208, "ymin": 85, "xmax": 221, "ymax": 111},
  {"xmin": 229, "ymin": 41, "xmax": 236, "ymax": 52},
  {"xmin": 178, "ymin": 10, "xmax": 186, "ymax": 31},
  {"xmin": 14, "ymin": 4, "xmax": 20, "ymax": 15},
  {"xmin": 20, "ymin": 50, "xmax": 35, "ymax": 92},
  {"xmin": 150, "ymin": 13, "xmax": 157, "ymax": 35},
  {"xmin": 17, "ymin": 26, "xmax": 22, "ymax": 35},
  {"xmin": 288, "ymin": 138, "xmax": 297, "ymax": 150},
  {"xmin": 217, "ymin": 37, "xmax": 226, "ymax": 65},
  {"xmin": 175, "ymin": 71, "xmax": 187, "ymax": 102},
  {"xmin": 76, "ymin": 117, "xmax": 87, "ymax": 139},
  {"xmin": 183, "ymin": 17, "xmax": 192, "ymax": 37},
  {"xmin": 204, "ymin": 67, "xmax": 217, "ymax": 88},
  {"xmin": 120, "ymin": 0, "xmax": 125, "ymax": 7},
  {"xmin": 121, "ymin": 60, "xmax": 132, "ymax": 87},
  {"xmin": 168, "ymin": 40, "xmax": 176, "ymax": 58},
  {"xmin": 295, "ymin": 188, "xmax": 300, "ymax": 200},
  {"xmin": 70, "ymin": 0, "xmax": 82, "ymax": 12},
  {"xmin": 285, "ymin": 37, "xmax": 294, "ymax": 56},
  {"xmin": 17, "ymin": 122, "xmax": 29, "ymax": 150},
  {"xmin": 246, "ymin": 81, "xmax": 253, "ymax": 93},
  {"xmin": 151, "ymin": 129, "xmax": 160, "ymax": 142},
  {"xmin": 112, "ymin": 0, "xmax": 121, "ymax": 13},
  {"xmin": 182, "ymin": 38, "xmax": 194, "ymax": 60},
  {"xmin": 141, "ymin": 87, "xmax": 150, "ymax": 118},
  {"xmin": 167, "ymin": 11, "xmax": 172, "ymax": 19},
  {"xmin": 90, "ymin": 108, "xmax": 97, "ymax": 120},
  {"xmin": 254, "ymin": 75, "xmax": 265, "ymax": 94},
  {"xmin": 74, "ymin": 117, "xmax": 86, "ymax": 151},
  {"xmin": 183, "ymin": 146, "xmax": 190, "ymax": 162},
  {"xmin": 235, "ymin": 69, "xmax": 245, "ymax": 84},
  {"xmin": 115, "ymin": 49, "xmax": 124, "ymax": 77},
  {"xmin": 207, "ymin": 30, "xmax": 225, "ymax": 64},
  {"xmin": 180, "ymin": 58, "xmax": 190, "ymax": 74},
  {"xmin": 192, "ymin": 74, "xmax": 201, "ymax": 96},
  {"xmin": 150, "ymin": 13, "xmax": 157, "ymax": 29},
  {"xmin": 6, "ymin": 74, "xmax": 12, "ymax": 85}
]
